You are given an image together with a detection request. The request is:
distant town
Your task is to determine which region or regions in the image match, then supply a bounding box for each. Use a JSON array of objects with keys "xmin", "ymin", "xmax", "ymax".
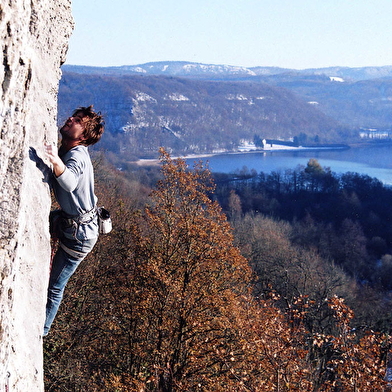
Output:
[{"xmin": 359, "ymin": 128, "xmax": 392, "ymax": 139}]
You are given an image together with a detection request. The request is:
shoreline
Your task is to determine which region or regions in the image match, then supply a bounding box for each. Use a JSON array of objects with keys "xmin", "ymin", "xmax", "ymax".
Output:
[
  {"xmin": 134, "ymin": 145, "xmax": 350, "ymax": 166},
  {"xmin": 134, "ymin": 153, "xmax": 217, "ymax": 166},
  {"xmin": 134, "ymin": 141, "xmax": 392, "ymax": 167}
]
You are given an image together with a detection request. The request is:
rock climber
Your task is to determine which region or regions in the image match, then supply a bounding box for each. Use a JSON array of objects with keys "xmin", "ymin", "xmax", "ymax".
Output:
[{"xmin": 43, "ymin": 105, "xmax": 104, "ymax": 336}]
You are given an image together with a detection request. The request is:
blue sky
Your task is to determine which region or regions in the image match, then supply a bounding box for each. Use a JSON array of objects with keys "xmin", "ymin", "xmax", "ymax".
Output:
[{"xmin": 66, "ymin": 0, "xmax": 392, "ymax": 69}]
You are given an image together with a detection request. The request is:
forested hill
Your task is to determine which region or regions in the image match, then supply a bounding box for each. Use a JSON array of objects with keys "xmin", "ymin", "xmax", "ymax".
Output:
[
  {"xmin": 58, "ymin": 71, "xmax": 342, "ymax": 159},
  {"xmin": 238, "ymin": 73, "xmax": 392, "ymax": 130},
  {"xmin": 62, "ymin": 62, "xmax": 392, "ymax": 144}
]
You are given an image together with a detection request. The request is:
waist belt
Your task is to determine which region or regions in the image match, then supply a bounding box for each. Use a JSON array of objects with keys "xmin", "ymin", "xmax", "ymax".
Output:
[
  {"xmin": 59, "ymin": 241, "xmax": 89, "ymax": 259},
  {"xmin": 63, "ymin": 205, "xmax": 97, "ymax": 226}
]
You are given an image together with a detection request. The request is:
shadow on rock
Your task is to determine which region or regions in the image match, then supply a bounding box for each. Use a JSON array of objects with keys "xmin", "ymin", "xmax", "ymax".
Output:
[{"xmin": 29, "ymin": 147, "xmax": 52, "ymax": 184}]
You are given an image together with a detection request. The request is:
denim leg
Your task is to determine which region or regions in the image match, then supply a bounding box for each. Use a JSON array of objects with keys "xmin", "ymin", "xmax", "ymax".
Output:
[{"xmin": 44, "ymin": 237, "xmax": 97, "ymax": 336}]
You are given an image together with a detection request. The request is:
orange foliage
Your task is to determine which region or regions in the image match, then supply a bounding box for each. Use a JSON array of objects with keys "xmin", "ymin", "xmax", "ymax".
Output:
[{"xmin": 44, "ymin": 150, "xmax": 390, "ymax": 391}]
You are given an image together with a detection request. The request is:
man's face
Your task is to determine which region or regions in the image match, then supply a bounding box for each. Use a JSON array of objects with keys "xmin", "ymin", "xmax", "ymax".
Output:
[{"xmin": 60, "ymin": 111, "xmax": 86, "ymax": 141}]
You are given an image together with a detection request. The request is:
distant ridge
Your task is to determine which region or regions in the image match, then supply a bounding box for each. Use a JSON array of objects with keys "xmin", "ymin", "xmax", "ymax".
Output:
[
  {"xmin": 62, "ymin": 61, "xmax": 392, "ymax": 81},
  {"xmin": 62, "ymin": 61, "xmax": 288, "ymax": 78}
]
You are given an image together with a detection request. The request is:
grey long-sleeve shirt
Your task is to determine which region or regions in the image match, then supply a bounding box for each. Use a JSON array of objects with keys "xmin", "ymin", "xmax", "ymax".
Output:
[{"xmin": 52, "ymin": 145, "xmax": 98, "ymax": 240}]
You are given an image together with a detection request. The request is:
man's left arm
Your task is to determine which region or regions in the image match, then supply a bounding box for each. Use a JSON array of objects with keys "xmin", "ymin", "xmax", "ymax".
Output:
[{"xmin": 44, "ymin": 144, "xmax": 65, "ymax": 177}]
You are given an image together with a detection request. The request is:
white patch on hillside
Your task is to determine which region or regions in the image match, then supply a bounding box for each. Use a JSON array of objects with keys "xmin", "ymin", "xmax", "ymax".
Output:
[
  {"xmin": 164, "ymin": 93, "xmax": 190, "ymax": 101},
  {"xmin": 329, "ymin": 76, "xmax": 344, "ymax": 82},
  {"xmin": 182, "ymin": 63, "xmax": 256, "ymax": 75},
  {"xmin": 121, "ymin": 123, "xmax": 135, "ymax": 133},
  {"xmin": 226, "ymin": 94, "xmax": 248, "ymax": 101},
  {"xmin": 132, "ymin": 67, "xmax": 147, "ymax": 73},
  {"xmin": 135, "ymin": 92, "xmax": 157, "ymax": 103}
]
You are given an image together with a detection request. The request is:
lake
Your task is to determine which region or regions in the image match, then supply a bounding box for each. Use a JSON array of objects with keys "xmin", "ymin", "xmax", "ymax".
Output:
[{"xmin": 185, "ymin": 144, "xmax": 392, "ymax": 185}]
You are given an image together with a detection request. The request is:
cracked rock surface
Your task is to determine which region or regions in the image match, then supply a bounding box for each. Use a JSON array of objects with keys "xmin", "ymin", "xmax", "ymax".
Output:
[{"xmin": 0, "ymin": 1, "xmax": 73, "ymax": 390}]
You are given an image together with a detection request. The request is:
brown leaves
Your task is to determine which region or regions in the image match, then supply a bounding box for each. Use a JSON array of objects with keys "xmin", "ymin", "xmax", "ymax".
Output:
[{"xmin": 44, "ymin": 150, "xmax": 390, "ymax": 391}]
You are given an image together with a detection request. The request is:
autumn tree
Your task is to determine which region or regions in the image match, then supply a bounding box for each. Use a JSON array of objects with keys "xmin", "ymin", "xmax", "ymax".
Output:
[
  {"xmin": 228, "ymin": 189, "xmax": 242, "ymax": 219},
  {"xmin": 307, "ymin": 296, "xmax": 388, "ymax": 391},
  {"xmin": 123, "ymin": 148, "xmax": 254, "ymax": 390}
]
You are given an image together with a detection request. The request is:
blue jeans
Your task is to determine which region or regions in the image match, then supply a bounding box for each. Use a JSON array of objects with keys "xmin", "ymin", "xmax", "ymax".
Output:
[{"xmin": 44, "ymin": 236, "xmax": 97, "ymax": 336}]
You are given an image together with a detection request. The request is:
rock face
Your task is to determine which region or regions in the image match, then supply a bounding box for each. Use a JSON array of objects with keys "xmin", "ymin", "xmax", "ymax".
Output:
[{"xmin": 0, "ymin": 1, "xmax": 73, "ymax": 390}]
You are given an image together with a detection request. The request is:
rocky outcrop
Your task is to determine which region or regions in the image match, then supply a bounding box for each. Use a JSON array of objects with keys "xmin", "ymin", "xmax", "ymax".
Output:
[{"xmin": 0, "ymin": 1, "xmax": 73, "ymax": 391}]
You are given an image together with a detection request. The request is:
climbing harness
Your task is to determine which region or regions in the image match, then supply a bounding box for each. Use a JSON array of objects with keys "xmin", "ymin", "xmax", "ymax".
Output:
[
  {"xmin": 48, "ymin": 205, "xmax": 111, "ymax": 259},
  {"xmin": 62, "ymin": 205, "xmax": 98, "ymax": 242}
]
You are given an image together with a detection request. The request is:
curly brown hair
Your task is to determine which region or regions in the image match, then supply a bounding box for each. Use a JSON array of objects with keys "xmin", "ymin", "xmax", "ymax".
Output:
[{"xmin": 72, "ymin": 105, "xmax": 105, "ymax": 146}]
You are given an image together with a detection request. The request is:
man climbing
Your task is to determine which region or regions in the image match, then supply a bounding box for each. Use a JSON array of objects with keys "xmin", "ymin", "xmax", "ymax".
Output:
[{"xmin": 43, "ymin": 105, "xmax": 104, "ymax": 336}]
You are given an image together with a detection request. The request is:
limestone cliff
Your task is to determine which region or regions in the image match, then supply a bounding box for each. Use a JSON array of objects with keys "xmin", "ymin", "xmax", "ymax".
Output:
[{"xmin": 0, "ymin": 1, "xmax": 73, "ymax": 391}]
